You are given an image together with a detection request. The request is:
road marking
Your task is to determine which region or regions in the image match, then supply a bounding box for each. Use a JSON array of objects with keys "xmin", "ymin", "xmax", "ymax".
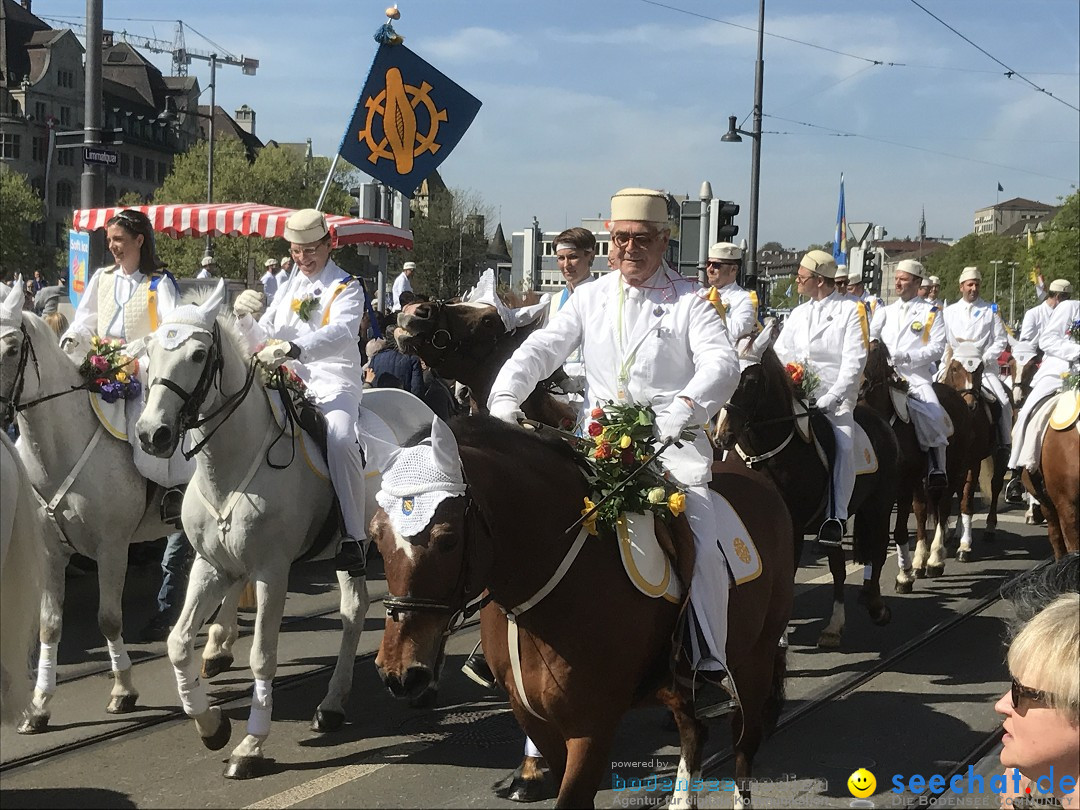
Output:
[
  {"xmin": 243, "ymin": 741, "xmax": 428, "ymax": 809},
  {"xmin": 803, "ymin": 561, "xmax": 864, "ymax": 586}
]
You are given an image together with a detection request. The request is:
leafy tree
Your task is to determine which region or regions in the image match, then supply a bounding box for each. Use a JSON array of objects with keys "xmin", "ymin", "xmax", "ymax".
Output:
[
  {"xmin": 1029, "ymin": 190, "xmax": 1079, "ymax": 294},
  {"xmin": 0, "ymin": 171, "xmax": 46, "ymax": 280}
]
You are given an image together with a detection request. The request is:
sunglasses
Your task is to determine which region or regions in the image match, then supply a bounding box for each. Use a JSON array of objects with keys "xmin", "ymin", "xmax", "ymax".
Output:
[
  {"xmin": 1011, "ymin": 678, "xmax": 1050, "ymax": 710},
  {"xmin": 707, "ymin": 261, "xmax": 738, "ymax": 270},
  {"xmin": 611, "ymin": 231, "xmax": 660, "ymax": 250}
]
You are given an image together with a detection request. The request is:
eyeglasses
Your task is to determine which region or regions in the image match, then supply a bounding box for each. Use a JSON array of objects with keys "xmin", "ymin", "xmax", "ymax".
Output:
[
  {"xmin": 611, "ymin": 231, "xmax": 660, "ymax": 250},
  {"xmin": 1011, "ymin": 678, "xmax": 1050, "ymax": 710},
  {"xmin": 289, "ymin": 244, "xmax": 325, "ymax": 258},
  {"xmin": 796, "ymin": 274, "xmax": 814, "ymax": 283}
]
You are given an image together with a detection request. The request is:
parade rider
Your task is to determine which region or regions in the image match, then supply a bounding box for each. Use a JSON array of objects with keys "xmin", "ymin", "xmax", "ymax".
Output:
[
  {"xmin": 230, "ymin": 209, "xmax": 369, "ymax": 575},
  {"xmin": 705, "ymin": 242, "xmax": 757, "ymax": 342},
  {"xmin": 773, "ymin": 250, "xmax": 868, "ymax": 548},
  {"xmin": 487, "ymin": 187, "xmax": 742, "ymax": 720},
  {"xmin": 548, "ymin": 226, "xmax": 598, "ymax": 398},
  {"xmin": 942, "ymin": 266, "xmax": 1012, "ymax": 466},
  {"xmin": 869, "ymin": 259, "xmax": 949, "ymax": 490}
]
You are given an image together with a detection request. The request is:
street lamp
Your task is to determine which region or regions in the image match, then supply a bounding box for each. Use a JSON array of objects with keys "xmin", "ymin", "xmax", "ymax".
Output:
[
  {"xmin": 989, "ymin": 259, "xmax": 1003, "ymax": 304},
  {"xmin": 720, "ymin": 0, "xmax": 765, "ymax": 293},
  {"xmin": 1007, "ymin": 261, "xmax": 1018, "ymax": 325}
]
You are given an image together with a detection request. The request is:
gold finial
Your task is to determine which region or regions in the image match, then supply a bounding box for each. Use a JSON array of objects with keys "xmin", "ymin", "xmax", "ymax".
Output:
[{"xmin": 385, "ymin": 5, "xmax": 400, "ymax": 19}]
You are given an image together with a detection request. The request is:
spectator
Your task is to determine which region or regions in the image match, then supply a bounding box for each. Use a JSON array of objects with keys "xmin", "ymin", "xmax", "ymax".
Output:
[
  {"xmin": 276, "ymin": 256, "xmax": 292, "ymax": 290},
  {"xmin": 30, "ymin": 270, "xmax": 46, "ymax": 293},
  {"xmin": 369, "ymin": 327, "xmax": 424, "ymax": 397},
  {"xmin": 196, "ymin": 255, "xmax": 218, "ymax": 279},
  {"xmin": 33, "ymin": 277, "xmax": 67, "ymax": 316},
  {"xmin": 261, "ymin": 258, "xmax": 280, "ymax": 302},
  {"xmin": 139, "ymin": 532, "xmax": 194, "ymax": 642},
  {"xmin": 391, "ymin": 261, "xmax": 415, "ymax": 312}
]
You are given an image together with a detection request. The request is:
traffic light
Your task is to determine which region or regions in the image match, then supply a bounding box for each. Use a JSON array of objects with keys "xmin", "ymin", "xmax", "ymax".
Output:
[
  {"xmin": 862, "ymin": 249, "xmax": 879, "ymax": 293},
  {"xmin": 716, "ymin": 200, "xmax": 740, "ymax": 241}
]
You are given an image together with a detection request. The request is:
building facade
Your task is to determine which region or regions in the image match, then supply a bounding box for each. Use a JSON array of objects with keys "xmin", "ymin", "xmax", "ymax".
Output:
[{"xmin": 973, "ymin": 197, "xmax": 1056, "ymax": 236}]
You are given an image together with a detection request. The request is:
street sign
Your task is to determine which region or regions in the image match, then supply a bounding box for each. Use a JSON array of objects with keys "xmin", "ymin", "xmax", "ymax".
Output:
[
  {"xmin": 83, "ymin": 147, "xmax": 118, "ymax": 166},
  {"xmin": 848, "ymin": 221, "xmax": 873, "ymax": 246}
]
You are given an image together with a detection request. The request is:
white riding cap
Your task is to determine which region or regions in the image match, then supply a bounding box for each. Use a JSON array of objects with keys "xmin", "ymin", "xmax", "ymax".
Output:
[
  {"xmin": 708, "ymin": 242, "xmax": 743, "ymax": 262},
  {"xmin": 800, "ymin": 250, "xmax": 838, "ymax": 279},
  {"xmin": 610, "ymin": 187, "xmax": 669, "ymax": 225},
  {"xmin": 1049, "ymin": 278, "xmax": 1073, "ymax": 294},
  {"xmin": 959, "ymin": 266, "xmax": 981, "ymax": 284},
  {"xmin": 284, "ymin": 208, "xmax": 330, "ymax": 244},
  {"xmin": 897, "ymin": 259, "xmax": 926, "ymax": 279}
]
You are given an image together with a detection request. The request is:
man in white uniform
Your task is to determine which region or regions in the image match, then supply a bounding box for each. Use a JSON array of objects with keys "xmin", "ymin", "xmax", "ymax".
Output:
[
  {"xmin": 391, "ymin": 261, "xmax": 415, "ymax": 312},
  {"xmin": 196, "ymin": 255, "xmax": 217, "ymax": 279},
  {"xmin": 705, "ymin": 242, "xmax": 756, "ymax": 342},
  {"xmin": 869, "ymin": 259, "xmax": 949, "ymax": 489},
  {"xmin": 925, "ymin": 275, "xmax": 942, "ymax": 305},
  {"xmin": 231, "ymin": 209, "xmax": 370, "ymax": 574},
  {"xmin": 487, "ymin": 187, "xmax": 741, "ymax": 719},
  {"xmin": 260, "ymin": 258, "xmax": 280, "ymax": 303},
  {"xmin": 773, "ymin": 250, "xmax": 868, "ymax": 547},
  {"xmin": 1019, "ymin": 279, "xmax": 1070, "ymax": 345},
  {"xmin": 276, "ymin": 256, "xmax": 292, "ymax": 290},
  {"xmin": 942, "ymin": 266, "xmax": 1012, "ymax": 462}
]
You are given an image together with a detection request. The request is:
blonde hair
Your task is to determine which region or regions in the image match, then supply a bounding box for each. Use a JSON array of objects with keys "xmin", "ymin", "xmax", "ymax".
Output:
[
  {"xmin": 1008, "ymin": 592, "xmax": 1080, "ymax": 722},
  {"xmin": 43, "ymin": 312, "xmax": 69, "ymax": 339}
]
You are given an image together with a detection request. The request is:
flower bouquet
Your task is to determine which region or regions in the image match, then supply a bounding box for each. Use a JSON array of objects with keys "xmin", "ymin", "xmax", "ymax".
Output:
[
  {"xmin": 1062, "ymin": 318, "xmax": 1080, "ymax": 392},
  {"xmin": 254, "ymin": 343, "xmax": 313, "ymax": 403},
  {"xmin": 577, "ymin": 401, "xmax": 692, "ymax": 536},
  {"xmin": 784, "ymin": 360, "xmax": 822, "ymax": 402},
  {"xmin": 78, "ymin": 336, "xmax": 141, "ymax": 403}
]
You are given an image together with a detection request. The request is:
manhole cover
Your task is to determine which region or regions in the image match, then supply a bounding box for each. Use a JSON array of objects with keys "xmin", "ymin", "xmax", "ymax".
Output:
[{"xmin": 398, "ymin": 708, "xmax": 521, "ymax": 747}]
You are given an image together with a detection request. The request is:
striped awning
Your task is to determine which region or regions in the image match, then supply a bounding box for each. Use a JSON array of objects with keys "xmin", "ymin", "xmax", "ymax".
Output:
[{"xmin": 72, "ymin": 203, "xmax": 412, "ymax": 249}]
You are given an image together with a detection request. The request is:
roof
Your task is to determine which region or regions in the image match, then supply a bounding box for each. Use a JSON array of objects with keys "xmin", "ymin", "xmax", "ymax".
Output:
[
  {"xmin": 978, "ymin": 197, "xmax": 1055, "ymax": 212},
  {"xmin": 1000, "ymin": 211, "xmax": 1058, "ymax": 238},
  {"xmin": 487, "ymin": 223, "xmax": 511, "ymax": 262},
  {"xmin": 2, "ymin": 0, "xmax": 50, "ymax": 83},
  {"xmin": 198, "ymin": 104, "xmax": 263, "ymax": 157},
  {"xmin": 101, "ymin": 41, "xmax": 169, "ymax": 109}
]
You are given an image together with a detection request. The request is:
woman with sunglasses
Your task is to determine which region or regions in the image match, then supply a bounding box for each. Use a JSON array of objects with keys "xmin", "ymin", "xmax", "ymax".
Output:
[{"xmin": 995, "ymin": 591, "xmax": 1079, "ymax": 809}]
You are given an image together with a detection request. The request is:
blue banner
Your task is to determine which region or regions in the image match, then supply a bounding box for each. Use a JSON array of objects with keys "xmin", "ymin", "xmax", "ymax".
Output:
[
  {"xmin": 68, "ymin": 229, "xmax": 89, "ymax": 307},
  {"xmin": 833, "ymin": 173, "xmax": 848, "ymax": 267},
  {"xmin": 339, "ymin": 44, "xmax": 482, "ymax": 198}
]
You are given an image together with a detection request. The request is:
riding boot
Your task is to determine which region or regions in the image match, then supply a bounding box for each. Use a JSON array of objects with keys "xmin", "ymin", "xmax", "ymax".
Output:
[
  {"xmin": 816, "ymin": 517, "xmax": 845, "ymax": 549},
  {"xmin": 926, "ymin": 447, "xmax": 948, "ymax": 493},
  {"xmin": 1005, "ymin": 468, "xmax": 1026, "ymax": 504},
  {"xmin": 160, "ymin": 485, "xmax": 185, "ymax": 528},
  {"xmin": 461, "ymin": 646, "xmax": 497, "ymax": 690},
  {"xmin": 333, "ymin": 536, "xmax": 366, "ymax": 577},
  {"xmin": 692, "ymin": 668, "xmax": 741, "ymax": 721}
]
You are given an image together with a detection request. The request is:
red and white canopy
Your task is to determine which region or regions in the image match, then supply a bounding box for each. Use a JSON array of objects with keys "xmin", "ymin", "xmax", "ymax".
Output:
[{"xmin": 72, "ymin": 202, "xmax": 413, "ymax": 249}]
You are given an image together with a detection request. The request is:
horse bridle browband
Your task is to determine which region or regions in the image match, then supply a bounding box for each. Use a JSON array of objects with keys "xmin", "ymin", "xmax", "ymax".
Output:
[
  {"xmin": 723, "ymin": 361, "xmax": 807, "ymax": 466},
  {"xmin": 410, "ymin": 300, "xmax": 501, "ymax": 365}
]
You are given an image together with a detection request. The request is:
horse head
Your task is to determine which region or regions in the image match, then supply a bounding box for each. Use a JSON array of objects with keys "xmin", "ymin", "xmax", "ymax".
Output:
[
  {"xmin": 943, "ymin": 342, "xmax": 984, "ymax": 411},
  {"xmin": 372, "ymin": 415, "xmax": 474, "ymax": 700},
  {"xmin": 718, "ymin": 319, "xmax": 790, "ymax": 450},
  {"xmin": 860, "ymin": 340, "xmax": 897, "ymax": 414},
  {"xmin": 0, "ymin": 277, "xmax": 39, "ymax": 427},
  {"xmin": 136, "ymin": 280, "xmax": 229, "ymax": 457}
]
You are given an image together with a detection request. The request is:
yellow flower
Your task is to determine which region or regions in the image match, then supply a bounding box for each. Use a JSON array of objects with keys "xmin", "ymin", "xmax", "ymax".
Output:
[
  {"xmin": 647, "ymin": 487, "xmax": 666, "ymax": 504},
  {"xmin": 115, "ymin": 371, "xmax": 128, "ymax": 383},
  {"xmin": 667, "ymin": 492, "xmax": 686, "ymax": 517},
  {"xmin": 291, "ymin": 298, "xmax": 302, "ymax": 313},
  {"xmin": 581, "ymin": 497, "xmax": 599, "ymax": 536},
  {"xmin": 618, "ymin": 434, "xmax": 632, "ymax": 449}
]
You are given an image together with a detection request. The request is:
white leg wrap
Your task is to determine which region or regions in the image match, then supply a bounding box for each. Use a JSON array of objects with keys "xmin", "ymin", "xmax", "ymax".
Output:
[
  {"xmin": 896, "ymin": 542, "xmax": 913, "ymax": 570},
  {"xmin": 960, "ymin": 514, "xmax": 973, "ymax": 549},
  {"xmin": 524, "ymin": 737, "xmax": 542, "ymax": 758},
  {"xmin": 107, "ymin": 638, "xmax": 131, "ymax": 672},
  {"xmin": 35, "ymin": 642, "xmax": 57, "ymax": 694},
  {"xmin": 246, "ymin": 678, "xmax": 273, "ymax": 737},
  {"xmin": 863, "ymin": 564, "xmax": 873, "ymax": 582},
  {"xmin": 173, "ymin": 663, "xmax": 210, "ymax": 717}
]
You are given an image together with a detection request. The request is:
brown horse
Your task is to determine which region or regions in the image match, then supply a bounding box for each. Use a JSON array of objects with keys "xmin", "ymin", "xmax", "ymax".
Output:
[
  {"xmin": 372, "ymin": 416, "xmax": 794, "ymax": 808},
  {"xmin": 860, "ymin": 342, "xmax": 974, "ymax": 586},
  {"xmin": 1021, "ymin": 400, "xmax": 1080, "ymax": 558},
  {"xmin": 939, "ymin": 347, "xmax": 1008, "ymax": 560},
  {"xmin": 718, "ymin": 324, "xmax": 899, "ymax": 648}
]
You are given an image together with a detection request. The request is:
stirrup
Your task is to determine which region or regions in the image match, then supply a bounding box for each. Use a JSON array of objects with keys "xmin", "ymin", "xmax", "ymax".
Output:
[
  {"xmin": 1005, "ymin": 475, "xmax": 1026, "ymax": 504},
  {"xmin": 817, "ymin": 518, "xmax": 845, "ymax": 548},
  {"xmin": 160, "ymin": 486, "xmax": 184, "ymax": 528},
  {"xmin": 691, "ymin": 667, "xmax": 740, "ymax": 721}
]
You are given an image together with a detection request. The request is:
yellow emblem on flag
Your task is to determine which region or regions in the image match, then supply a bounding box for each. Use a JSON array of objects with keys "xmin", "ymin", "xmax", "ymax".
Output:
[{"xmin": 358, "ymin": 68, "xmax": 447, "ymax": 175}]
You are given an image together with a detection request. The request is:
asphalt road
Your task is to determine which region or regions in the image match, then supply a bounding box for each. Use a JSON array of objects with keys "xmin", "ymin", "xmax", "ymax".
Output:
[{"xmin": 0, "ymin": 499, "xmax": 1057, "ymax": 809}]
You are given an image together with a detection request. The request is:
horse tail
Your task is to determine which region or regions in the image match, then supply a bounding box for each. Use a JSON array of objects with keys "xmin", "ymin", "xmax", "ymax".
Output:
[
  {"xmin": 0, "ymin": 437, "xmax": 44, "ymax": 726},
  {"xmin": 762, "ymin": 641, "xmax": 788, "ymax": 737}
]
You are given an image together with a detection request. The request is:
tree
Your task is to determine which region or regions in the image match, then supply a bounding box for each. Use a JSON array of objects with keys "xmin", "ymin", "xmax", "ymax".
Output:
[
  {"xmin": 0, "ymin": 171, "xmax": 46, "ymax": 280},
  {"xmin": 1029, "ymin": 190, "xmax": 1079, "ymax": 293},
  {"xmin": 150, "ymin": 141, "xmax": 355, "ymax": 279}
]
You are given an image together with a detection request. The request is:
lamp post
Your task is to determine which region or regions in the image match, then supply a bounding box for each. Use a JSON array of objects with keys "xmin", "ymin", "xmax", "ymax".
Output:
[
  {"xmin": 1008, "ymin": 261, "xmax": 1018, "ymax": 325},
  {"xmin": 698, "ymin": 181, "xmax": 712, "ymax": 285},
  {"xmin": 989, "ymin": 259, "xmax": 1003, "ymax": 305},
  {"xmin": 721, "ymin": 0, "xmax": 765, "ymax": 293}
]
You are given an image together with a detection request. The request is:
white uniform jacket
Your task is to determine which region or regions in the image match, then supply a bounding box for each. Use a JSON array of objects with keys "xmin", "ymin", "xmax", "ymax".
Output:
[
  {"xmin": 1032, "ymin": 299, "xmax": 1080, "ymax": 388},
  {"xmin": 238, "ymin": 259, "xmax": 365, "ymax": 403},
  {"xmin": 774, "ymin": 291, "xmax": 867, "ymax": 409},
  {"xmin": 715, "ymin": 282, "xmax": 756, "ymax": 341},
  {"xmin": 870, "ymin": 297, "xmax": 945, "ymax": 386},
  {"xmin": 391, "ymin": 272, "xmax": 413, "ymax": 311},
  {"xmin": 491, "ymin": 266, "xmax": 739, "ymax": 486},
  {"xmin": 547, "ymin": 276, "xmax": 595, "ymax": 381},
  {"xmin": 260, "ymin": 270, "xmax": 278, "ymax": 303},
  {"xmin": 65, "ymin": 265, "xmax": 179, "ymax": 344},
  {"xmin": 1019, "ymin": 301, "xmax": 1054, "ymax": 344},
  {"xmin": 943, "ymin": 298, "xmax": 1007, "ymax": 365}
]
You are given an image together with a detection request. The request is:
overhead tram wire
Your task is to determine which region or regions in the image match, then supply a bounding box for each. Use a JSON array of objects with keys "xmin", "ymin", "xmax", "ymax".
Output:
[{"xmin": 907, "ymin": 0, "xmax": 1080, "ymax": 113}]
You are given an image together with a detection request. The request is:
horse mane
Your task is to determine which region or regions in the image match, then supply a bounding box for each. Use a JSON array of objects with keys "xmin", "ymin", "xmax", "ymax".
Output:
[
  {"xmin": 759, "ymin": 347, "xmax": 796, "ymax": 398},
  {"xmin": 20, "ymin": 310, "xmax": 72, "ymax": 365},
  {"xmin": 864, "ymin": 340, "xmax": 892, "ymax": 383}
]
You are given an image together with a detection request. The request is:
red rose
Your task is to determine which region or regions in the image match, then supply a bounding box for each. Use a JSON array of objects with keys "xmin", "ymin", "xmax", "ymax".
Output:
[
  {"xmin": 594, "ymin": 442, "xmax": 611, "ymax": 460},
  {"xmin": 621, "ymin": 449, "xmax": 636, "ymax": 467},
  {"xmin": 587, "ymin": 421, "xmax": 603, "ymax": 437},
  {"xmin": 791, "ymin": 369, "xmax": 804, "ymax": 384},
  {"xmin": 590, "ymin": 407, "xmax": 604, "ymax": 419}
]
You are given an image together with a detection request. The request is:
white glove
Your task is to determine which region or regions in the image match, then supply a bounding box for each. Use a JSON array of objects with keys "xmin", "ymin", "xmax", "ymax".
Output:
[
  {"xmin": 560, "ymin": 375, "xmax": 586, "ymax": 395},
  {"xmin": 234, "ymin": 289, "xmax": 267, "ymax": 319},
  {"xmin": 815, "ymin": 393, "xmax": 839, "ymax": 413},
  {"xmin": 655, "ymin": 398, "xmax": 695, "ymax": 444},
  {"xmin": 489, "ymin": 396, "xmax": 525, "ymax": 426},
  {"xmin": 893, "ymin": 352, "xmax": 910, "ymax": 366},
  {"xmin": 60, "ymin": 334, "xmax": 85, "ymax": 361},
  {"xmin": 255, "ymin": 340, "xmax": 294, "ymax": 369}
]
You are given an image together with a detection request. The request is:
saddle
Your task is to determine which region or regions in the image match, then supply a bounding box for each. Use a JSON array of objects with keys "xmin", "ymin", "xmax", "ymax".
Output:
[{"xmin": 1049, "ymin": 389, "xmax": 1080, "ymax": 432}]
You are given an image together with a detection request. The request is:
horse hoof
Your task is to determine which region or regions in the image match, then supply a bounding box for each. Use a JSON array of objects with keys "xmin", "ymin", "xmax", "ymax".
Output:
[
  {"xmin": 872, "ymin": 605, "xmax": 892, "ymax": 626},
  {"xmin": 507, "ymin": 776, "xmax": 552, "ymax": 803},
  {"xmin": 201, "ymin": 655, "xmax": 234, "ymax": 680},
  {"xmin": 913, "ymin": 567, "xmax": 926, "ymax": 579},
  {"xmin": 895, "ymin": 578, "xmax": 913, "ymax": 594},
  {"xmin": 926, "ymin": 564, "xmax": 945, "ymax": 578},
  {"xmin": 16, "ymin": 714, "xmax": 49, "ymax": 734},
  {"xmin": 200, "ymin": 714, "xmax": 232, "ymax": 751},
  {"xmin": 956, "ymin": 550, "xmax": 971, "ymax": 563},
  {"xmin": 105, "ymin": 694, "xmax": 139, "ymax": 714},
  {"xmin": 817, "ymin": 631, "xmax": 841, "ymax": 649},
  {"xmin": 311, "ymin": 708, "xmax": 345, "ymax": 733},
  {"xmin": 408, "ymin": 687, "xmax": 438, "ymax": 710},
  {"xmin": 224, "ymin": 754, "xmax": 274, "ymax": 780}
]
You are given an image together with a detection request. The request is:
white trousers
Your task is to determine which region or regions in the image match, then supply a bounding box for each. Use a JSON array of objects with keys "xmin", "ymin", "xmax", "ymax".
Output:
[
  {"xmin": 684, "ymin": 485, "xmax": 730, "ymax": 673},
  {"xmin": 907, "ymin": 380, "xmax": 950, "ymax": 452},
  {"xmin": 319, "ymin": 391, "xmax": 367, "ymax": 541},
  {"xmin": 982, "ymin": 373, "xmax": 1013, "ymax": 446},
  {"xmin": 825, "ymin": 409, "xmax": 855, "ymax": 521},
  {"xmin": 1008, "ymin": 375, "xmax": 1062, "ymax": 469}
]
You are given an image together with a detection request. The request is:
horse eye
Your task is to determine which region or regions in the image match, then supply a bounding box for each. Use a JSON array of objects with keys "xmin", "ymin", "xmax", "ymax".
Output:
[
  {"xmin": 3, "ymin": 344, "xmax": 18, "ymax": 358},
  {"xmin": 191, "ymin": 349, "xmax": 207, "ymax": 363}
]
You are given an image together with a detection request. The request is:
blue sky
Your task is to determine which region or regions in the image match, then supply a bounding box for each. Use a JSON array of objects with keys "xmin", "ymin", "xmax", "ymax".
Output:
[{"xmin": 43, "ymin": 0, "xmax": 1080, "ymax": 248}]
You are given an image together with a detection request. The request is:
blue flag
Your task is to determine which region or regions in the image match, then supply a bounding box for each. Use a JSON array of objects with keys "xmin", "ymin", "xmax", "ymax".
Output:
[
  {"xmin": 339, "ymin": 44, "xmax": 482, "ymax": 198},
  {"xmin": 833, "ymin": 173, "xmax": 848, "ymax": 267},
  {"xmin": 784, "ymin": 283, "xmax": 792, "ymax": 297}
]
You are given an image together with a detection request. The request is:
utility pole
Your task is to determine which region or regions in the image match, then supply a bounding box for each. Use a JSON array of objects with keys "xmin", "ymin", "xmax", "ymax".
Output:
[
  {"xmin": 82, "ymin": 0, "xmax": 104, "ymax": 269},
  {"xmin": 1008, "ymin": 261, "xmax": 1018, "ymax": 325},
  {"xmin": 698, "ymin": 181, "xmax": 712, "ymax": 286}
]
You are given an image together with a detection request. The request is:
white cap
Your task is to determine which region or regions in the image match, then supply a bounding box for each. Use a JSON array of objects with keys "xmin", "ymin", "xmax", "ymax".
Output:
[
  {"xmin": 799, "ymin": 250, "xmax": 838, "ymax": 279},
  {"xmin": 284, "ymin": 208, "xmax": 330, "ymax": 244},
  {"xmin": 708, "ymin": 242, "xmax": 743, "ymax": 261},
  {"xmin": 264, "ymin": 258, "xmax": 278, "ymax": 268},
  {"xmin": 847, "ymin": 267, "xmax": 863, "ymax": 285},
  {"xmin": 928, "ymin": 275, "xmax": 940, "ymax": 285},
  {"xmin": 920, "ymin": 276, "xmax": 932, "ymax": 287},
  {"xmin": 1049, "ymin": 278, "xmax": 1073, "ymax": 293},
  {"xmin": 897, "ymin": 259, "xmax": 926, "ymax": 278},
  {"xmin": 200, "ymin": 256, "xmax": 216, "ymax": 267},
  {"xmin": 959, "ymin": 266, "xmax": 981, "ymax": 284},
  {"xmin": 834, "ymin": 263, "xmax": 849, "ymax": 281},
  {"xmin": 610, "ymin": 187, "xmax": 669, "ymax": 224},
  {"xmin": 403, "ymin": 261, "xmax": 416, "ymax": 271},
  {"xmin": 280, "ymin": 255, "xmax": 291, "ymax": 265}
]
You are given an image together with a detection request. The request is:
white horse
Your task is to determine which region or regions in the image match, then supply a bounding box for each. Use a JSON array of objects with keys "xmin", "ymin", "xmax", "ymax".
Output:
[
  {"xmin": 0, "ymin": 282, "xmax": 172, "ymax": 733},
  {"xmin": 0, "ymin": 430, "xmax": 45, "ymax": 725},
  {"xmin": 135, "ymin": 281, "xmax": 428, "ymax": 779}
]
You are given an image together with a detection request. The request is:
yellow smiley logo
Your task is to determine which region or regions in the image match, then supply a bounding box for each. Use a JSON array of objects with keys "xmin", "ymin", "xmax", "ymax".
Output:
[{"xmin": 847, "ymin": 768, "xmax": 876, "ymax": 798}]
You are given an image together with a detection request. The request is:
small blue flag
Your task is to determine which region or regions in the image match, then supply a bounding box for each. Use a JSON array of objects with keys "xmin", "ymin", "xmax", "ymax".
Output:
[
  {"xmin": 784, "ymin": 283, "xmax": 792, "ymax": 297},
  {"xmin": 833, "ymin": 173, "xmax": 848, "ymax": 267},
  {"xmin": 339, "ymin": 44, "xmax": 482, "ymax": 198}
]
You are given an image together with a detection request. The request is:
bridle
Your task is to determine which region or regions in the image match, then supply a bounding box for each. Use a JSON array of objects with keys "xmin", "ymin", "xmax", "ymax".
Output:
[
  {"xmin": 723, "ymin": 359, "xmax": 806, "ymax": 466},
  {"xmin": 0, "ymin": 324, "xmax": 39, "ymax": 428},
  {"xmin": 401, "ymin": 300, "xmax": 502, "ymax": 367}
]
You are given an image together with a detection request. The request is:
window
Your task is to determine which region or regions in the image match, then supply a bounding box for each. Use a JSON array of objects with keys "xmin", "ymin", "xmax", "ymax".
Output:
[
  {"xmin": 144, "ymin": 161, "xmax": 154, "ymax": 183},
  {"xmin": 57, "ymin": 149, "xmax": 74, "ymax": 167},
  {"xmin": 59, "ymin": 106, "xmax": 71, "ymax": 126},
  {"xmin": 55, "ymin": 181, "xmax": 73, "ymax": 208},
  {"xmin": 1, "ymin": 133, "xmax": 20, "ymax": 159},
  {"xmin": 132, "ymin": 155, "xmax": 143, "ymax": 180},
  {"xmin": 32, "ymin": 137, "xmax": 47, "ymax": 162},
  {"xmin": 34, "ymin": 101, "xmax": 46, "ymax": 121},
  {"xmin": 56, "ymin": 223, "xmax": 67, "ymax": 248},
  {"xmin": 158, "ymin": 161, "xmax": 168, "ymax": 181},
  {"xmin": 30, "ymin": 220, "xmax": 46, "ymax": 246},
  {"xmin": 119, "ymin": 152, "xmax": 130, "ymax": 176}
]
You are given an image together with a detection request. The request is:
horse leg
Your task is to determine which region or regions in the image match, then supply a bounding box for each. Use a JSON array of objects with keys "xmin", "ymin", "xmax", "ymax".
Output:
[
  {"xmin": 920, "ymin": 488, "xmax": 946, "ymax": 579},
  {"xmin": 201, "ymin": 580, "xmax": 243, "ymax": 680},
  {"xmin": 168, "ymin": 555, "xmax": 235, "ymax": 753},
  {"xmin": 896, "ymin": 485, "xmax": 916, "ymax": 592},
  {"xmin": 508, "ymin": 720, "xmax": 566, "ymax": 803},
  {"xmin": 856, "ymin": 509, "xmax": 892, "ymax": 627},
  {"xmin": 224, "ymin": 569, "xmax": 289, "ymax": 780},
  {"xmin": 312, "ymin": 570, "xmax": 370, "ymax": 732},
  {"xmin": 981, "ymin": 456, "xmax": 1000, "ymax": 540},
  {"xmin": 85, "ymin": 541, "xmax": 137, "ymax": 715},
  {"xmin": 816, "ymin": 547, "xmax": 847, "ymax": 649},
  {"xmin": 17, "ymin": 547, "xmax": 68, "ymax": 734},
  {"xmin": 658, "ymin": 687, "xmax": 706, "ymax": 810},
  {"xmin": 956, "ymin": 467, "xmax": 976, "ymax": 564},
  {"xmin": 557, "ymin": 729, "xmax": 618, "ymax": 808}
]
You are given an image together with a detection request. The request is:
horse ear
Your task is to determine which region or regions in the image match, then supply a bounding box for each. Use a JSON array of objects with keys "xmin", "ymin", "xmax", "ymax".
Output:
[
  {"xmin": 197, "ymin": 280, "xmax": 228, "ymax": 319},
  {"xmin": 3, "ymin": 276, "xmax": 24, "ymax": 312},
  {"xmin": 429, "ymin": 415, "xmax": 462, "ymax": 482}
]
